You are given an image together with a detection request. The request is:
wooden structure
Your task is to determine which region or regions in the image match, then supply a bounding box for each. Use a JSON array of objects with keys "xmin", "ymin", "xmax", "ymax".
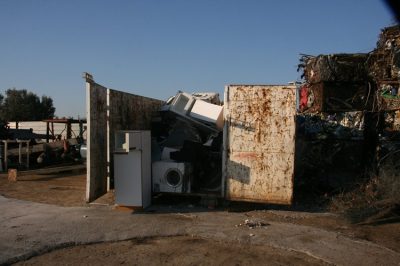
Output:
[
  {"xmin": 43, "ymin": 118, "xmax": 86, "ymax": 143},
  {"xmin": 2, "ymin": 139, "xmax": 31, "ymax": 171}
]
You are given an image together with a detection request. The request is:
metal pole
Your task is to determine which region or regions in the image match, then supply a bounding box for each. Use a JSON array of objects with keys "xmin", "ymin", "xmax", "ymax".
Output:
[
  {"xmin": 18, "ymin": 141, "xmax": 22, "ymax": 165},
  {"xmin": 46, "ymin": 122, "xmax": 50, "ymax": 143}
]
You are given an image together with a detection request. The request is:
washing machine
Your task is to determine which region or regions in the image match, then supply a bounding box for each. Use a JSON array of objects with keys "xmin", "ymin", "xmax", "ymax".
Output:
[{"xmin": 152, "ymin": 161, "xmax": 192, "ymax": 193}]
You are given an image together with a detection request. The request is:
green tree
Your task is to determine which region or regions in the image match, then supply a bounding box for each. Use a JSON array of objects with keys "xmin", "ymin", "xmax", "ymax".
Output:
[{"xmin": 0, "ymin": 88, "xmax": 56, "ymax": 121}]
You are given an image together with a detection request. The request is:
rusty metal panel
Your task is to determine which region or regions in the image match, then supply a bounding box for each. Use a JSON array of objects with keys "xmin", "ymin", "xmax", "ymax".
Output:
[
  {"xmin": 223, "ymin": 85, "xmax": 296, "ymax": 204},
  {"xmin": 86, "ymin": 76, "xmax": 163, "ymax": 202},
  {"xmin": 86, "ymin": 81, "xmax": 108, "ymax": 202},
  {"xmin": 107, "ymin": 89, "xmax": 163, "ymax": 190},
  {"xmin": 108, "ymin": 89, "xmax": 163, "ymax": 155}
]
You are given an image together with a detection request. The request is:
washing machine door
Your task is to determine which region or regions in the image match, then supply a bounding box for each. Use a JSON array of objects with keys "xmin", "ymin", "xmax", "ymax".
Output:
[{"xmin": 164, "ymin": 168, "xmax": 183, "ymax": 188}]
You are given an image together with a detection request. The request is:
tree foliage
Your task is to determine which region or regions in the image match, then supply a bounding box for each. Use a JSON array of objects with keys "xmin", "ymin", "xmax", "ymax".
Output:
[{"xmin": 0, "ymin": 88, "xmax": 56, "ymax": 121}]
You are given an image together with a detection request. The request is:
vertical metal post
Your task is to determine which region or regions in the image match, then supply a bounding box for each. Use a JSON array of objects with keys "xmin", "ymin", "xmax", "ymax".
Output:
[
  {"xmin": 106, "ymin": 88, "xmax": 111, "ymax": 191},
  {"xmin": 18, "ymin": 141, "xmax": 22, "ymax": 165},
  {"xmin": 221, "ymin": 86, "xmax": 229, "ymax": 198},
  {"xmin": 46, "ymin": 122, "xmax": 50, "ymax": 143}
]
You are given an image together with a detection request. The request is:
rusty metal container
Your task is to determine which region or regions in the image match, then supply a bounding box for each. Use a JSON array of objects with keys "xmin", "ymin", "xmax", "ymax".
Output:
[{"xmin": 222, "ymin": 85, "xmax": 297, "ymax": 205}]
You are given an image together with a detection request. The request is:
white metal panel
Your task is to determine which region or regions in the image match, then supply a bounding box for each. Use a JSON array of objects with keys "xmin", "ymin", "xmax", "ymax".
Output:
[
  {"xmin": 114, "ymin": 151, "xmax": 143, "ymax": 207},
  {"xmin": 140, "ymin": 131, "xmax": 152, "ymax": 208},
  {"xmin": 189, "ymin": 100, "xmax": 224, "ymax": 130},
  {"xmin": 223, "ymin": 85, "xmax": 296, "ymax": 204},
  {"xmin": 113, "ymin": 130, "xmax": 151, "ymax": 208}
]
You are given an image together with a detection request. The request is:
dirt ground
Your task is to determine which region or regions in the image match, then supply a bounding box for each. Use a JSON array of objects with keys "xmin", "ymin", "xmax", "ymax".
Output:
[
  {"xmin": 0, "ymin": 170, "xmax": 86, "ymax": 207},
  {"xmin": 14, "ymin": 236, "xmax": 327, "ymax": 266},
  {"xmin": 1, "ymin": 171, "xmax": 399, "ymax": 265}
]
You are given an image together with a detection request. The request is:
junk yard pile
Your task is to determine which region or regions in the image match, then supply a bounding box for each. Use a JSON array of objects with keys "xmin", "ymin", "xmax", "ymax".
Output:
[
  {"xmin": 297, "ymin": 25, "xmax": 400, "ymax": 223},
  {"xmin": 2, "ymin": 26, "xmax": 400, "ymax": 224}
]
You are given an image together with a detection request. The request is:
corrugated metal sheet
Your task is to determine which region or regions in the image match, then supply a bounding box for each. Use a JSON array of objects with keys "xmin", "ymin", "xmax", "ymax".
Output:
[{"xmin": 223, "ymin": 85, "xmax": 296, "ymax": 204}]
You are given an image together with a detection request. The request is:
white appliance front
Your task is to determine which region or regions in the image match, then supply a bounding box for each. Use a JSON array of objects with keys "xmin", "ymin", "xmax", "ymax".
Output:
[{"xmin": 152, "ymin": 161, "xmax": 192, "ymax": 193}]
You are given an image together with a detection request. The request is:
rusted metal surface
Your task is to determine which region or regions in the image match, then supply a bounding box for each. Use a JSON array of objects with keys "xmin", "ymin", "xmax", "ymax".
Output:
[
  {"xmin": 223, "ymin": 85, "xmax": 296, "ymax": 204},
  {"xmin": 107, "ymin": 89, "xmax": 163, "ymax": 190},
  {"xmin": 108, "ymin": 89, "xmax": 163, "ymax": 156},
  {"xmin": 85, "ymin": 76, "xmax": 163, "ymax": 202},
  {"xmin": 86, "ymin": 81, "xmax": 108, "ymax": 202}
]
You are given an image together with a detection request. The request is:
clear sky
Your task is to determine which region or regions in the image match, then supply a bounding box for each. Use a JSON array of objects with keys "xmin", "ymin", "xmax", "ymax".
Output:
[{"xmin": 0, "ymin": 0, "xmax": 395, "ymax": 118}]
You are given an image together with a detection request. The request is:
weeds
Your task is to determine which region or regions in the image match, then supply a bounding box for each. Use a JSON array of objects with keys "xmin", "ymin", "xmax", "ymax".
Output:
[{"xmin": 330, "ymin": 157, "xmax": 400, "ymax": 224}]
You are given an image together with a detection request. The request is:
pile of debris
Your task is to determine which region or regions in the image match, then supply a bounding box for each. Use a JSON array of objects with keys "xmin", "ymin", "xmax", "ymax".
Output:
[
  {"xmin": 368, "ymin": 25, "xmax": 400, "ymax": 111},
  {"xmin": 298, "ymin": 53, "xmax": 372, "ymax": 113},
  {"xmin": 369, "ymin": 26, "xmax": 400, "ymax": 82},
  {"xmin": 151, "ymin": 91, "xmax": 223, "ymax": 194},
  {"xmin": 297, "ymin": 25, "xmax": 400, "ymax": 222},
  {"xmin": 298, "ymin": 25, "xmax": 400, "ymax": 113}
]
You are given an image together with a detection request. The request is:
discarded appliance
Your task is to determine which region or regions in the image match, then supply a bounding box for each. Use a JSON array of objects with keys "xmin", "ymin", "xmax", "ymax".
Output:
[
  {"xmin": 152, "ymin": 92, "xmax": 223, "ymax": 194},
  {"xmin": 160, "ymin": 147, "xmax": 179, "ymax": 160},
  {"xmin": 190, "ymin": 99, "xmax": 224, "ymax": 130},
  {"xmin": 113, "ymin": 130, "xmax": 151, "ymax": 208},
  {"xmin": 152, "ymin": 161, "xmax": 193, "ymax": 193},
  {"xmin": 166, "ymin": 91, "xmax": 223, "ymax": 132},
  {"xmin": 192, "ymin": 92, "xmax": 221, "ymax": 105}
]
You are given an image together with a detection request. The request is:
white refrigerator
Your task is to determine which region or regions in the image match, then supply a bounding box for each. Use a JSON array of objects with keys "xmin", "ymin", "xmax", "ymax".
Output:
[{"xmin": 113, "ymin": 130, "xmax": 151, "ymax": 208}]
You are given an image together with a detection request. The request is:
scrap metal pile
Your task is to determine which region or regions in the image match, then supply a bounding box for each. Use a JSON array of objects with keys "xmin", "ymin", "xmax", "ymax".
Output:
[
  {"xmin": 296, "ymin": 25, "xmax": 400, "ymax": 192},
  {"xmin": 298, "ymin": 53, "xmax": 372, "ymax": 113},
  {"xmin": 298, "ymin": 25, "xmax": 400, "ymax": 113},
  {"xmin": 151, "ymin": 91, "xmax": 223, "ymax": 194}
]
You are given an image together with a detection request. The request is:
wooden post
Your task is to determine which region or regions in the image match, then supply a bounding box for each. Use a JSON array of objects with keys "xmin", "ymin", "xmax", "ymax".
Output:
[
  {"xmin": 67, "ymin": 120, "xmax": 72, "ymax": 139},
  {"xmin": 26, "ymin": 140, "xmax": 30, "ymax": 169},
  {"xmin": 3, "ymin": 141, "xmax": 7, "ymax": 171},
  {"xmin": 79, "ymin": 120, "xmax": 83, "ymax": 140},
  {"xmin": 51, "ymin": 122, "xmax": 54, "ymax": 142}
]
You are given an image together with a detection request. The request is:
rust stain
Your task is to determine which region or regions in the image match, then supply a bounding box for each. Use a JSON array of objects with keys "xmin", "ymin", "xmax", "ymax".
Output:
[
  {"xmin": 232, "ymin": 152, "xmax": 258, "ymax": 160},
  {"xmin": 226, "ymin": 85, "xmax": 295, "ymax": 204}
]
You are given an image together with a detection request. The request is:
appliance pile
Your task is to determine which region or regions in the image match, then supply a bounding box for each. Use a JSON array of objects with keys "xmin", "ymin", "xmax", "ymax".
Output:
[{"xmin": 151, "ymin": 91, "xmax": 224, "ymax": 194}]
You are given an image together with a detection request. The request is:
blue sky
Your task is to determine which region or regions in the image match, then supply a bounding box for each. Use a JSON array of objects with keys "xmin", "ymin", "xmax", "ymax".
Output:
[{"xmin": 0, "ymin": 0, "xmax": 395, "ymax": 118}]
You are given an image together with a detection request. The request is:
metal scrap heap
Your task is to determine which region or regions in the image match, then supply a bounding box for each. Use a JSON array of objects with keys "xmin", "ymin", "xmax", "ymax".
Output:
[
  {"xmin": 298, "ymin": 25, "xmax": 400, "ymax": 113},
  {"xmin": 296, "ymin": 25, "xmax": 400, "ymax": 193},
  {"xmin": 298, "ymin": 53, "xmax": 372, "ymax": 113}
]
